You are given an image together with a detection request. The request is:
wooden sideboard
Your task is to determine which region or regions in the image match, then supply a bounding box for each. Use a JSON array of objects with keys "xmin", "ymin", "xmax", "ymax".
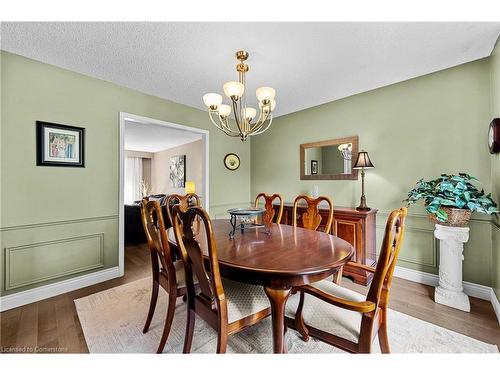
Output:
[{"xmin": 274, "ymin": 203, "xmax": 378, "ymax": 285}]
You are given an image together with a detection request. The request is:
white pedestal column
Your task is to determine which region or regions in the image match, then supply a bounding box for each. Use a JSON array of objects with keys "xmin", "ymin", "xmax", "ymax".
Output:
[{"xmin": 434, "ymin": 224, "xmax": 470, "ymax": 312}]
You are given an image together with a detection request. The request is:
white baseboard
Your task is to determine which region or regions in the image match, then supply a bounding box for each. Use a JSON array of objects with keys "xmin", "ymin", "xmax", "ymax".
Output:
[
  {"xmin": 491, "ymin": 289, "xmax": 500, "ymax": 324},
  {"xmin": 394, "ymin": 266, "xmax": 500, "ymax": 324},
  {"xmin": 0, "ymin": 266, "xmax": 121, "ymax": 312},
  {"xmin": 394, "ymin": 266, "xmax": 439, "ymax": 287}
]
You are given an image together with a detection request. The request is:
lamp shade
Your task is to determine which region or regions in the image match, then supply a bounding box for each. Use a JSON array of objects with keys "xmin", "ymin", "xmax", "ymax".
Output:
[
  {"xmin": 218, "ymin": 104, "xmax": 231, "ymax": 117},
  {"xmin": 185, "ymin": 181, "xmax": 196, "ymax": 194},
  {"xmin": 353, "ymin": 151, "xmax": 374, "ymax": 169},
  {"xmin": 256, "ymin": 86, "xmax": 276, "ymax": 102},
  {"xmin": 202, "ymin": 93, "xmax": 223, "ymax": 108},
  {"xmin": 223, "ymin": 81, "xmax": 245, "ymax": 98},
  {"xmin": 244, "ymin": 107, "xmax": 257, "ymax": 120}
]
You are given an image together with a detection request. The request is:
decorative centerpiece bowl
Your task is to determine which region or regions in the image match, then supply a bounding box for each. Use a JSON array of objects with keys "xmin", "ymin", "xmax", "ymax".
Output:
[{"xmin": 227, "ymin": 208, "xmax": 269, "ymax": 239}]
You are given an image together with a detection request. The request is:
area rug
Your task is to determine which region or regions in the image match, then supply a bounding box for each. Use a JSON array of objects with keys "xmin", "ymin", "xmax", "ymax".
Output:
[{"xmin": 74, "ymin": 277, "xmax": 498, "ymax": 353}]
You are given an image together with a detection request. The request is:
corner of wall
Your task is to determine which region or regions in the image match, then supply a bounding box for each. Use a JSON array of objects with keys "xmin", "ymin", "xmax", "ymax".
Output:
[{"xmin": 489, "ymin": 35, "xmax": 500, "ymax": 300}]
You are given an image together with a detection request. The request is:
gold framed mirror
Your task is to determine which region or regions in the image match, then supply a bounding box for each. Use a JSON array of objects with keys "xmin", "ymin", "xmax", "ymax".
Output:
[{"xmin": 300, "ymin": 135, "xmax": 359, "ymax": 180}]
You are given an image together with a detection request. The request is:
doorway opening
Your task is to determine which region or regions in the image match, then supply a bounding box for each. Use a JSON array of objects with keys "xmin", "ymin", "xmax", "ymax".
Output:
[{"xmin": 118, "ymin": 113, "xmax": 209, "ymax": 275}]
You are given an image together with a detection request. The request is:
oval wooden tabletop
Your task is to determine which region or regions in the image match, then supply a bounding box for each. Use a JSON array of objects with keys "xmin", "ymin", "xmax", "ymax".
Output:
[{"xmin": 169, "ymin": 219, "xmax": 354, "ymax": 288}]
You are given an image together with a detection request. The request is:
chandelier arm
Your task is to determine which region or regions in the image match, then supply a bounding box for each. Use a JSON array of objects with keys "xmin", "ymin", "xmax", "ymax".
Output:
[
  {"xmin": 219, "ymin": 116, "xmax": 234, "ymax": 133},
  {"xmin": 250, "ymin": 115, "xmax": 273, "ymax": 136},
  {"xmin": 231, "ymin": 99, "xmax": 244, "ymax": 136},
  {"xmin": 221, "ymin": 118, "xmax": 242, "ymax": 137},
  {"xmin": 249, "ymin": 108, "xmax": 271, "ymax": 133},
  {"xmin": 208, "ymin": 111, "xmax": 240, "ymax": 137},
  {"xmin": 221, "ymin": 119, "xmax": 243, "ymax": 137},
  {"xmin": 250, "ymin": 109, "xmax": 264, "ymax": 131}
]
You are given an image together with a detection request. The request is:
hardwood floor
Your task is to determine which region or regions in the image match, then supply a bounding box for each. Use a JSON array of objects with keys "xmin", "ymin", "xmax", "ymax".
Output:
[{"xmin": 1, "ymin": 243, "xmax": 499, "ymax": 353}]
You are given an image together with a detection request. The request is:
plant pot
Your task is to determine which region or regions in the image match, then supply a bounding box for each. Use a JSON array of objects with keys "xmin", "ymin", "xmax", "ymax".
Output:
[{"xmin": 428, "ymin": 207, "xmax": 472, "ymax": 227}]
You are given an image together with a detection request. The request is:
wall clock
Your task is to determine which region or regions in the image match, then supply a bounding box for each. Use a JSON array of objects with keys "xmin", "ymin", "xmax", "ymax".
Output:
[
  {"xmin": 224, "ymin": 153, "xmax": 240, "ymax": 171},
  {"xmin": 489, "ymin": 118, "xmax": 500, "ymax": 154}
]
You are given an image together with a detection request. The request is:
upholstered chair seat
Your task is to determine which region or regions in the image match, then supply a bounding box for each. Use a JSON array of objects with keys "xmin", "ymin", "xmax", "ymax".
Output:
[
  {"xmin": 285, "ymin": 279, "xmax": 366, "ymax": 343},
  {"xmin": 222, "ymin": 279, "xmax": 271, "ymax": 323}
]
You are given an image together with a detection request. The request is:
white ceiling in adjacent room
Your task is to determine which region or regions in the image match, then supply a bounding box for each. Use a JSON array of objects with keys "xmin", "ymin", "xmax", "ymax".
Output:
[
  {"xmin": 124, "ymin": 120, "xmax": 202, "ymax": 152},
  {"xmin": 2, "ymin": 22, "xmax": 499, "ymax": 116}
]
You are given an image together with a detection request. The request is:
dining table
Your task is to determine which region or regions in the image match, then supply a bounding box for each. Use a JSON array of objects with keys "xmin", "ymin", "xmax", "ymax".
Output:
[{"xmin": 168, "ymin": 218, "xmax": 354, "ymax": 353}]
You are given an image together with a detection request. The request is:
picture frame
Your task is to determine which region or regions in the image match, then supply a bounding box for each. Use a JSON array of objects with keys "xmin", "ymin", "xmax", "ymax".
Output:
[
  {"xmin": 311, "ymin": 160, "xmax": 318, "ymax": 175},
  {"xmin": 224, "ymin": 153, "xmax": 240, "ymax": 171},
  {"xmin": 36, "ymin": 121, "xmax": 85, "ymax": 167},
  {"xmin": 170, "ymin": 154, "xmax": 186, "ymax": 188}
]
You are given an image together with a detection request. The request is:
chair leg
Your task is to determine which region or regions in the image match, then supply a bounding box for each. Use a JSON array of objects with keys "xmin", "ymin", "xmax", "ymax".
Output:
[
  {"xmin": 295, "ymin": 291, "xmax": 310, "ymax": 342},
  {"xmin": 216, "ymin": 327, "xmax": 228, "ymax": 354},
  {"xmin": 143, "ymin": 277, "xmax": 159, "ymax": 334},
  {"xmin": 378, "ymin": 310, "xmax": 391, "ymax": 354},
  {"xmin": 332, "ymin": 266, "xmax": 343, "ymax": 285},
  {"xmin": 183, "ymin": 307, "xmax": 195, "ymax": 354},
  {"xmin": 156, "ymin": 291, "xmax": 177, "ymax": 353}
]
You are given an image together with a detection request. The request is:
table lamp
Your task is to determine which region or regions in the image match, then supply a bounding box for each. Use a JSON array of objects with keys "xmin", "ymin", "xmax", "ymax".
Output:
[
  {"xmin": 352, "ymin": 151, "xmax": 374, "ymax": 210},
  {"xmin": 185, "ymin": 181, "xmax": 196, "ymax": 194}
]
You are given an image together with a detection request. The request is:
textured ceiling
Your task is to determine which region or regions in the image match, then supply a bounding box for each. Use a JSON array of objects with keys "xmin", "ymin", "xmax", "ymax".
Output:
[
  {"xmin": 2, "ymin": 22, "xmax": 500, "ymax": 116},
  {"xmin": 124, "ymin": 120, "xmax": 202, "ymax": 152}
]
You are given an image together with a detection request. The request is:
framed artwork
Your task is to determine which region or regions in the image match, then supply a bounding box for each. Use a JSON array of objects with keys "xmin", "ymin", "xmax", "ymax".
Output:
[
  {"xmin": 224, "ymin": 153, "xmax": 240, "ymax": 171},
  {"xmin": 311, "ymin": 160, "xmax": 318, "ymax": 175},
  {"xmin": 36, "ymin": 121, "xmax": 85, "ymax": 167},
  {"xmin": 170, "ymin": 154, "xmax": 186, "ymax": 188}
]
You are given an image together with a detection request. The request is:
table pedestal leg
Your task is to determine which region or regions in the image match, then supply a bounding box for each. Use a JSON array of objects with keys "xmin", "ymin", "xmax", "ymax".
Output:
[{"xmin": 264, "ymin": 287, "xmax": 291, "ymax": 354}]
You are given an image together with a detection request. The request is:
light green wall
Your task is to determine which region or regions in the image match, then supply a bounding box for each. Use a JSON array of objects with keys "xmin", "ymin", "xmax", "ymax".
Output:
[
  {"xmin": 490, "ymin": 38, "xmax": 500, "ymax": 300},
  {"xmin": 0, "ymin": 51, "xmax": 251, "ymax": 296},
  {"xmin": 252, "ymin": 58, "xmax": 495, "ymax": 286}
]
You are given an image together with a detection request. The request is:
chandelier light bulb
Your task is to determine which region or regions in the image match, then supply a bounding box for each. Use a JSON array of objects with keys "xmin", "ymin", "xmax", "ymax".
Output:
[
  {"xmin": 256, "ymin": 87, "xmax": 276, "ymax": 103},
  {"xmin": 218, "ymin": 104, "xmax": 231, "ymax": 117},
  {"xmin": 203, "ymin": 93, "xmax": 223, "ymax": 109},
  {"xmin": 244, "ymin": 107, "xmax": 257, "ymax": 120},
  {"xmin": 223, "ymin": 81, "xmax": 245, "ymax": 99}
]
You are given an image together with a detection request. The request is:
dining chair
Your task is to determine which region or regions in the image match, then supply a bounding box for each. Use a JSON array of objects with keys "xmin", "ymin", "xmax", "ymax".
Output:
[
  {"xmin": 285, "ymin": 207, "xmax": 408, "ymax": 353},
  {"xmin": 140, "ymin": 199, "xmax": 196, "ymax": 353},
  {"xmin": 292, "ymin": 195, "xmax": 334, "ymax": 234},
  {"xmin": 163, "ymin": 193, "xmax": 202, "ymax": 225},
  {"xmin": 172, "ymin": 205, "xmax": 272, "ymax": 353},
  {"xmin": 254, "ymin": 192, "xmax": 284, "ymax": 224}
]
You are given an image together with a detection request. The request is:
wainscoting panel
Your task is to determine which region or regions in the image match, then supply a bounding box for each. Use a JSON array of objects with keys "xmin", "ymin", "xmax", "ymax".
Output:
[
  {"xmin": 1, "ymin": 215, "xmax": 118, "ymax": 296},
  {"xmin": 5, "ymin": 233, "xmax": 104, "ymax": 290},
  {"xmin": 375, "ymin": 212, "xmax": 493, "ymax": 287}
]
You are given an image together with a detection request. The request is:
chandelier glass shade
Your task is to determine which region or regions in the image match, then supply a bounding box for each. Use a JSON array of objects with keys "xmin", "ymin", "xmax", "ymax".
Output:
[{"xmin": 202, "ymin": 50, "xmax": 276, "ymax": 141}]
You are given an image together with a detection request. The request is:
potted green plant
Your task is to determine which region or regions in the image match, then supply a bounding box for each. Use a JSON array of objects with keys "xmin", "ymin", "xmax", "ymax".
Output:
[{"xmin": 404, "ymin": 173, "xmax": 498, "ymax": 227}]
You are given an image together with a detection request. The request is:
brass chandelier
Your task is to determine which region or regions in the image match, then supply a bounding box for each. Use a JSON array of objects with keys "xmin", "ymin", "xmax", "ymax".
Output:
[{"xmin": 202, "ymin": 50, "xmax": 276, "ymax": 142}]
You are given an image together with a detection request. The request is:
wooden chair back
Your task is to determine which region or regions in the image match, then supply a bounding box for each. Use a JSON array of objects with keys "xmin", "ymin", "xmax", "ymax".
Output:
[
  {"xmin": 140, "ymin": 199, "xmax": 177, "ymax": 283},
  {"xmin": 172, "ymin": 205, "xmax": 225, "ymax": 313},
  {"xmin": 292, "ymin": 195, "xmax": 334, "ymax": 234},
  {"xmin": 164, "ymin": 193, "xmax": 201, "ymax": 225},
  {"xmin": 366, "ymin": 207, "xmax": 407, "ymax": 309},
  {"xmin": 254, "ymin": 193, "xmax": 284, "ymax": 224}
]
